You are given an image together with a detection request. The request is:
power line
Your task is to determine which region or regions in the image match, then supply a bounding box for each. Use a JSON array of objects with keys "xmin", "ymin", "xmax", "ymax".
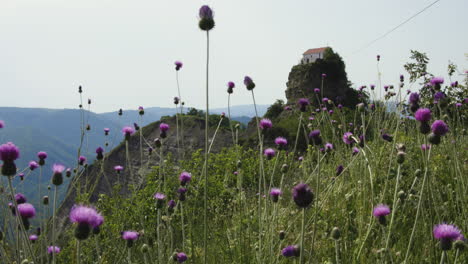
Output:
[{"xmin": 351, "ymin": 0, "xmax": 442, "ymax": 55}]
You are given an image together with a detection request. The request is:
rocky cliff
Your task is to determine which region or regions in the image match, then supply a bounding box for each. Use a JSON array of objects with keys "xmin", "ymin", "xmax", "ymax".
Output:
[{"xmin": 285, "ymin": 47, "xmax": 359, "ymax": 107}]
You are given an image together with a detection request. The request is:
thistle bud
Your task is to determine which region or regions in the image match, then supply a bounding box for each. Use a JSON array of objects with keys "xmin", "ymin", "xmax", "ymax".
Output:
[
  {"xmin": 154, "ymin": 138, "xmax": 162, "ymax": 148},
  {"xmin": 43, "ymin": 196, "xmax": 49, "ymax": 205},
  {"xmin": 281, "ymin": 164, "xmax": 288, "ymax": 173},
  {"xmin": 398, "ymin": 190, "xmax": 406, "ymax": 201},
  {"xmin": 331, "ymin": 227, "xmax": 341, "ymax": 240},
  {"xmin": 279, "ymin": 230, "xmax": 285, "ymax": 240},
  {"xmin": 428, "ymin": 133, "xmax": 441, "ymax": 145},
  {"xmin": 141, "ymin": 244, "xmax": 150, "ymax": 253}
]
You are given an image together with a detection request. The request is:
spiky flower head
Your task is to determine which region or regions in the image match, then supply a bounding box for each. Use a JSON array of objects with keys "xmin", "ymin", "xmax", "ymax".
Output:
[
  {"xmin": 104, "ymin": 128, "xmax": 110, "ymax": 135},
  {"xmin": 336, "ymin": 165, "xmax": 344, "ymax": 176},
  {"xmin": 0, "ymin": 120, "xmax": 3, "ymax": 128},
  {"xmin": 324, "ymin": 143, "xmax": 334, "ymax": 152},
  {"xmin": 15, "ymin": 193, "xmax": 27, "ymax": 204},
  {"xmin": 373, "ymin": 204, "xmax": 391, "ymax": 225},
  {"xmin": 159, "ymin": 123, "xmax": 170, "ymax": 132},
  {"xmin": 434, "ymin": 223, "xmax": 462, "ymax": 250},
  {"xmin": 78, "ymin": 156, "xmax": 87, "ymax": 166},
  {"xmin": 154, "ymin": 192, "xmax": 166, "ymax": 208},
  {"xmin": 198, "ymin": 5, "xmax": 215, "ymax": 31},
  {"xmin": 176, "ymin": 252, "xmax": 188, "ymax": 262},
  {"xmin": 37, "ymin": 151, "xmax": 47, "ymax": 160},
  {"xmin": 121, "ymin": 231, "xmax": 139, "ymax": 242},
  {"xmin": 168, "ymin": 200, "xmax": 176, "ymax": 209},
  {"xmin": 52, "ymin": 164, "xmax": 65, "ymax": 174},
  {"xmin": 114, "ymin": 165, "xmax": 123, "ymax": 173},
  {"xmin": 18, "ymin": 203, "xmax": 36, "ymax": 219},
  {"xmin": 314, "ymin": 88, "xmax": 320, "ymax": 93},
  {"xmin": 352, "ymin": 147, "xmax": 360, "ymax": 155},
  {"xmin": 179, "ymin": 171, "xmax": 192, "ymax": 186},
  {"xmin": 259, "ymin": 118, "xmax": 272, "ymax": 130},
  {"xmin": 298, "ymin": 98, "xmax": 310, "ymax": 112},
  {"xmin": 342, "ymin": 132, "xmax": 354, "ymax": 145},
  {"xmin": 29, "ymin": 161, "xmax": 39, "ymax": 171},
  {"xmin": 52, "ymin": 163, "xmax": 65, "ymax": 186},
  {"xmin": 264, "ymin": 148, "xmax": 276, "ymax": 160},
  {"xmin": 269, "ymin": 188, "xmax": 282, "ymax": 203},
  {"xmin": 0, "ymin": 142, "xmax": 20, "ymax": 164},
  {"xmin": 47, "ymin": 246, "xmax": 60, "ymax": 254},
  {"xmin": 175, "ymin": 61, "xmax": 183, "ymax": 71},
  {"xmin": 244, "ymin": 76, "xmax": 255, "ymax": 90},
  {"xmin": 281, "ymin": 245, "xmax": 300, "ymax": 257},
  {"xmin": 275, "ymin": 137, "xmax": 288, "ymax": 149},
  {"xmin": 430, "ymin": 77, "xmax": 444, "ymax": 85},
  {"xmin": 29, "ymin": 234, "xmax": 38, "ymax": 242},
  {"xmin": 122, "ymin": 126, "xmax": 135, "ymax": 140},
  {"xmin": 431, "ymin": 120, "xmax": 449, "ymax": 136},
  {"xmin": 70, "ymin": 205, "xmax": 104, "ymax": 240},
  {"xmin": 415, "ymin": 108, "xmax": 431, "ymax": 122},
  {"xmin": 292, "ymin": 183, "xmax": 314, "ymax": 208},
  {"xmin": 309, "ymin": 129, "xmax": 322, "ymax": 146},
  {"xmin": 409, "ymin": 92, "xmax": 420, "ymax": 105}
]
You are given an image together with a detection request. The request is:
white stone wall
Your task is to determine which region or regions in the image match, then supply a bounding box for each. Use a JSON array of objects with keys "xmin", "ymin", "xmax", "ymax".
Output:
[{"xmin": 302, "ymin": 52, "xmax": 323, "ymax": 64}]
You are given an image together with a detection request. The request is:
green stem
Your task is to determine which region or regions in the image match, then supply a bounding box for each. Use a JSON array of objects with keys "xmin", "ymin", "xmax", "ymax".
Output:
[
  {"xmin": 335, "ymin": 240, "xmax": 341, "ymax": 264},
  {"xmin": 52, "ymin": 186, "xmax": 58, "ymax": 264},
  {"xmin": 203, "ymin": 30, "xmax": 210, "ymax": 264},
  {"xmin": 77, "ymin": 240, "xmax": 81, "ymax": 264},
  {"xmin": 385, "ymin": 164, "xmax": 401, "ymax": 251},
  {"xmin": 300, "ymin": 208, "xmax": 306, "ymax": 264},
  {"xmin": 439, "ymin": 251, "xmax": 446, "ymax": 264}
]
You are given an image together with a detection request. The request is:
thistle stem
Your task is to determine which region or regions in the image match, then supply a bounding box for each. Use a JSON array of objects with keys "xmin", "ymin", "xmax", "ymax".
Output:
[
  {"xmin": 203, "ymin": 30, "xmax": 210, "ymax": 264},
  {"xmin": 300, "ymin": 208, "xmax": 306, "ymax": 264}
]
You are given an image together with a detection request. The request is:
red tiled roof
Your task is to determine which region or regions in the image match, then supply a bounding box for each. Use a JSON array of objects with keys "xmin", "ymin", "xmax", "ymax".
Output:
[{"xmin": 303, "ymin": 47, "xmax": 328, "ymax": 55}]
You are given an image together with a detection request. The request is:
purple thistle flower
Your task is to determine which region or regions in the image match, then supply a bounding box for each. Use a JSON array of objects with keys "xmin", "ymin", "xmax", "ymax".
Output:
[
  {"xmin": 37, "ymin": 151, "xmax": 47, "ymax": 160},
  {"xmin": 292, "ymin": 183, "xmax": 314, "ymax": 208},
  {"xmin": 29, "ymin": 161, "xmax": 39, "ymax": 171},
  {"xmin": 377, "ymin": 55, "xmax": 380, "ymax": 61},
  {"xmin": 114, "ymin": 165, "xmax": 124, "ymax": 173},
  {"xmin": 352, "ymin": 147, "xmax": 360, "ymax": 155},
  {"xmin": 70, "ymin": 205, "xmax": 103, "ymax": 228},
  {"xmin": 0, "ymin": 120, "xmax": 4, "ymax": 128},
  {"xmin": 47, "ymin": 246, "xmax": 61, "ymax": 254},
  {"xmin": 455, "ymin": 103, "xmax": 462, "ymax": 107},
  {"xmin": 269, "ymin": 188, "xmax": 282, "ymax": 203},
  {"xmin": 337, "ymin": 104, "xmax": 343, "ymax": 109},
  {"xmin": 177, "ymin": 252, "xmax": 188, "ymax": 262},
  {"xmin": 324, "ymin": 143, "xmax": 334, "ymax": 151},
  {"xmin": 122, "ymin": 126, "xmax": 135, "ymax": 139},
  {"xmin": 168, "ymin": 200, "xmax": 176, "ymax": 209},
  {"xmin": 384, "ymin": 85, "xmax": 389, "ymax": 92},
  {"xmin": 322, "ymin": 97, "xmax": 329, "ymax": 103},
  {"xmin": 244, "ymin": 76, "xmax": 255, "ymax": 90},
  {"xmin": 179, "ymin": 171, "xmax": 192, "ymax": 186},
  {"xmin": 373, "ymin": 204, "xmax": 391, "ymax": 217},
  {"xmin": 122, "ymin": 231, "xmax": 139, "ymax": 241},
  {"xmin": 415, "ymin": 108, "xmax": 431, "ymax": 122},
  {"xmin": 284, "ymin": 106, "xmax": 292, "ymax": 111},
  {"xmin": 336, "ymin": 165, "xmax": 344, "ymax": 176},
  {"xmin": 309, "ymin": 129, "xmax": 322, "ymax": 145},
  {"xmin": 264, "ymin": 148, "xmax": 276, "ymax": 159},
  {"xmin": 175, "ymin": 61, "xmax": 183, "ymax": 71},
  {"xmin": 154, "ymin": 192, "xmax": 166, "ymax": 200},
  {"xmin": 259, "ymin": 118, "xmax": 272, "ymax": 130},
  {"xmin": 282, "ymin": 245, "xmax": 300, "ymax": 257},
  {"xmin": 78, "ymin": 156, "xmax": 87, "ymax": 165},
  {"xmin": 29, "ymin": 234, "xmax": 38, "ymax": 242},
  {"xmin": 18, "ymin": 203, "xmax": 36, "ymax": 219},
  {"xmin": 298, "ymin": 98, "xmax": 309, "ymax": 112},
  {"xmin": 431, "ymin": 120, "xmax": 449, "ymax": 136},
  {"xmin": 430, "ymin": 77, "xmax": 444, "ymax": 85},
  {"xmin": 227, "ymin": 81, "xmax": 235, "ymax": 89},
  {"xmin": 314, "ymin": 88, "xmax": 320, "ymax": 93},
  {"xmin": 15, "ymin": 193, "xmax": 27, "ymax": 204},
  {"xmin": 342, "ymin": 132, "xmax": 354, "ymax": 145},
  {"xmin": 104, "ymin": 128, "xmax": 110, "ymax": 135},
  {"xmin": 434, "ymin": 92, "xmax": 445, "ymax": 101},
  {"xmin": 0, "ymin": 142, "xmax": 20, "ymax": 162},
  {"xmin": 434, "ymin": 223, "xmax": 462, "ymax": 250},
  {"xmin": 159, "ymin": 123, "xmax": 170, "ymax": 132},
  {"xmin": 409, "ymin": 93, "xmax": 420, "ymax": 104},
  {"xmin": 321, "ymin": 73, "xmax": 327, "ymax": 78},
  {"xmin": 298, "ymin": 156, "xmax": 303, "ymax": 161},
  {"xmin": 373, "ymin": 204, "xmax": 390, "ymax": 225},
  {"xmin": 199, "ymin": 5, "xmax": 213, "ymax": 19},
  {"xmin": 370, "ymin": 84, "xmax": 375, "ymax": 90},
  {"xmin": 52, "ymin": 164, "xmax": 65, "ymax": 174},
  {"xmin": 274, "ymin": 137, "xmax": 288, "ymax": 148}
]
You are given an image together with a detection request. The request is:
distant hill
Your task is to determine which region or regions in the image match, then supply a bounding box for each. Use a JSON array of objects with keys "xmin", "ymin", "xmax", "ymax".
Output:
[{"xmin": 0, "ymin": 105, "xmax": 267, "ymax": 209}]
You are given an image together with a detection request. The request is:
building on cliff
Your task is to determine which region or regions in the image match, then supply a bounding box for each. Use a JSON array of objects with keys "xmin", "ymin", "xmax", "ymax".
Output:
[{"xmin": 301, "ymin": 47, "xmax": 328, "ymax": 64}]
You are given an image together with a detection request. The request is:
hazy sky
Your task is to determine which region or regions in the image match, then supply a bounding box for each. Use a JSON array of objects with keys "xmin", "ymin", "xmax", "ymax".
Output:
[{"xmin": 1, "ymin": 0, "xmax": 466, "ymax": 113}]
